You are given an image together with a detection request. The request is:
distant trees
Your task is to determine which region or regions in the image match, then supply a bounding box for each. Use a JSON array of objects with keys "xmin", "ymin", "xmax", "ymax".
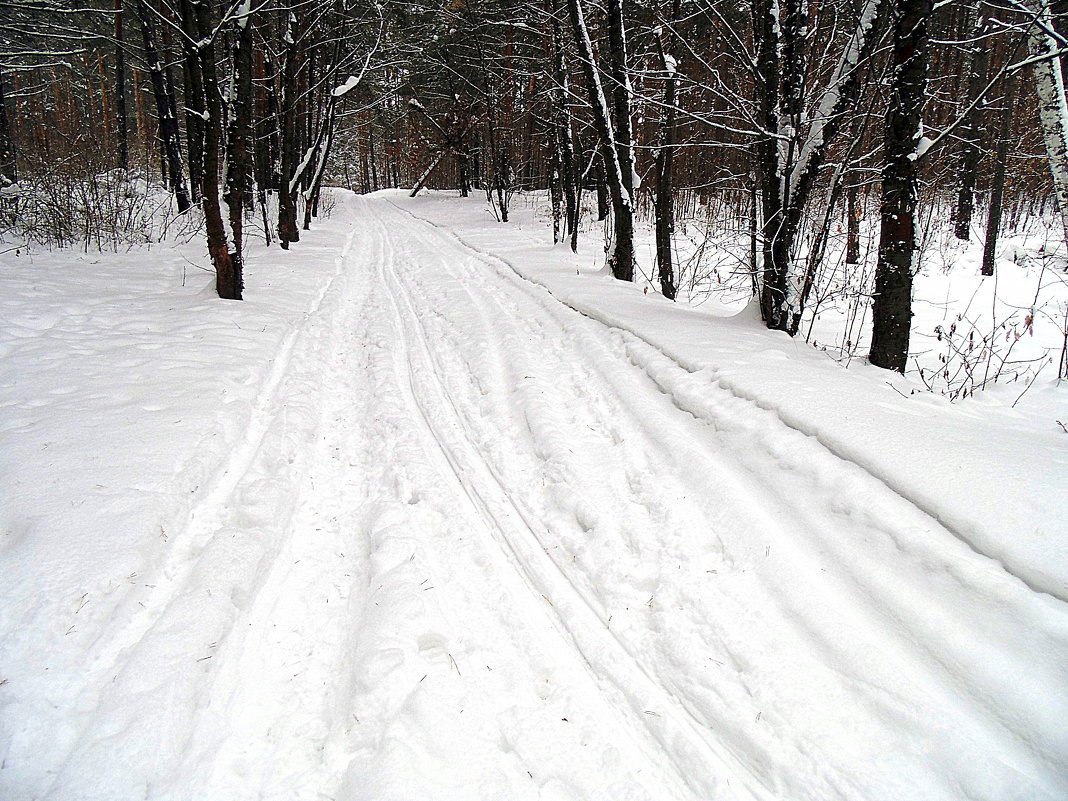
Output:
[{"xmin": 2, "ymin": 0, "xmax": 1065, "ymax": 373}]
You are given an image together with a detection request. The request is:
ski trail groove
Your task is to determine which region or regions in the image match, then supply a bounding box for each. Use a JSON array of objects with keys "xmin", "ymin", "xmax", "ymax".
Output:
[
  {"xmin": 370, "ymin": 196, "xmax": 1068, "ymax": 800},
  {"xmin": 388, "ymin": 200, "xmax": 1066, "ymax": 605},
  {"xmin": 377, "ymin": 215, "xmax": 773, "ymax": 801}
]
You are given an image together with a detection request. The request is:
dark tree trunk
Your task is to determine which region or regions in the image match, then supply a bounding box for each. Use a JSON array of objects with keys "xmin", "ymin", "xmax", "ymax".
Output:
[
  {"xmin": 222, "ymin": 6, "xmax": 255, "ymax": 299},
  {"xmin": 753, "ymin": 0, "xmax": 786, "ymax": 326},
  {"xmin": 653, "ymin": 0, "xmax": 681, "ymax": 300},
  {"xmin": 749, "ymin": 166, "xmax": 759, "ymax": 296},
  {"xmin": 277, "ymin": 11, "xmax": 301, "ymax": 249},
  {"xmin": 983, "ymin": 76, "xmax": 1018, "ymax": 276},
  {"xmin": 182, "ymin": 0, "xmax": 240, "ymax": 299},
  {"xmin": 566, "ymin": 0, "xmax": 634, "ymax": 280},
  {"xmin": 604, "ymin": 0, "xmax": 635, "ymax": 281},
  {"xmin": 550, "ymin": 145, "xmax": 563, "ymax": 243},
  {"xmin": 846, "ymin": 181, "xmax": 861, "ymax": 264},
  {"xmin": 135, "ymin": 0, "xmax": 191, "ymax": 213},
  {"xmin": 548, "ymin": 0, "xmax": 579, "ymax": 251},
  {"xmin": 458, "ymin": 146, "xmax": 471, "ymax": 197},
  {"xmin": 0, "ymin": 70, "xmax": 15, "ymax": 186},
  {"xmin": 756, "ymin": 0, "xmax": 883, "ymax": 331},
  {"xmin": 161, "ymin": 22, "xmax": 186, "ymax": 195},
  {"xmin": 369, "ymin": 133, "xmax": 379, "ymax": 190},
  {"xmin": 870, "ymin": 0, "xmax": 933, "ymax": 372},
  {"xmin": 253, "ymin": 46, "xmax": 272, "ymax": 245},
  {"xmin": 305, "ymin": 93, "xmax": 339, "ymax": 225},
  {"xmin": 114, "ymin": 0, "xmax": 129, "ymax": 171},
  {"xmin": 595, "ymin": 158, "xmax": 609, "ymax": 221},
  {"xmin": 179, "ymin": 20, "xmax": 206, "ymax": 204},
  {"xmin": 953, "ymin": 4, "xmax": 992, "ymax": 241}
]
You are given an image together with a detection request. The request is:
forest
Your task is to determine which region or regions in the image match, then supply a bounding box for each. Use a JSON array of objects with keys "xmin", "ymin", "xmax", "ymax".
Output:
[
  {"xmin": 3, "ymin": 2, "xmax": 1068, "ymax": 799},
  {"xmin": 1, "ymin": 0, "xmax": 1067, "ymax": 383}
]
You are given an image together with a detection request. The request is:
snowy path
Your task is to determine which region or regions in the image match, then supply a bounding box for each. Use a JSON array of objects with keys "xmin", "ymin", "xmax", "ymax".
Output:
[{"xmin": 3, "ymin": 194, "xmax": 1067, "ymax": 800}]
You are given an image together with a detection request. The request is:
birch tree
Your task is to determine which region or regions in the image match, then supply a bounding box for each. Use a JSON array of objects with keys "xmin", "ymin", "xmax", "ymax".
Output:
[{"xmin": 1019, "ymin": 0, "xmax": 1068, "ymax": 247}]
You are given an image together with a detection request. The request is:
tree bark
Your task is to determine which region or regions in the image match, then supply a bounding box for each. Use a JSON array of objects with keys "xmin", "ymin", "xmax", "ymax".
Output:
[
  {"xmin": 179, "ymin": 0, "xmax": 206, "ymax": 205},
  {"xmin": 756, "ymin": 0, "xmax": 883, "ymax": 331},
  {"xmin": 870, "ymin": 0, "xmax": 933, "ymax": 372},
  {"xmin": 277, "ymin": 10, "xmax": 301, "ymax": 249},
  {"xmin": 604, "ymin": 0, "xmax": 635, "ymax": 280},
  {"xmin": 1023, "ymin": 0, "xmax": 1068, "ymax": 247},
  {"xmin": 0, "ymin": 70, "xmax": 16, "ymax": 187},
  {"xmin": 114, "ymin": 0, "xmax": 129, "ymax": 171},
  {"xmin": 982, "ymin": 76, "xmax": 1018, "ymax": 277},
  {"xmin": 548, "ymin": 0, "xmax": 580, "ymax": 251},
  {"xmin": 135, "ymin": 0, "xmax": 191, "ymax": 213},
  {"xmin": 953, "ymin": 3, "xmax": 992, "ymax": 240},
  {"xmin": 222, "ymin": 2, "xmax": 255, "ymax": 299},
  {"xmin": 846, "ymin": 181, "xmax": 861, "ymax": 264},
  {"xmin": 653, "ymin": 0, "xmax": 680, "ymax": 300},
  {"xmin": 566, "ymin": 0, "xmax": 634, "ymax": 280}
]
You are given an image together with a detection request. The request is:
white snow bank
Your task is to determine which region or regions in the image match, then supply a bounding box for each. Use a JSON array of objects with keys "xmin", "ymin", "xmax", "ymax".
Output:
[{"xmin": 0, "ymin": 195, "xmax": 357, "ymax": 798}]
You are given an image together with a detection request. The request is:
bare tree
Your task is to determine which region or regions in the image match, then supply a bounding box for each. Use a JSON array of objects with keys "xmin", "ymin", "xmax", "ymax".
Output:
[{"xmin": 870, "ymin": 0, "xmax": 934, "ymax": 372}]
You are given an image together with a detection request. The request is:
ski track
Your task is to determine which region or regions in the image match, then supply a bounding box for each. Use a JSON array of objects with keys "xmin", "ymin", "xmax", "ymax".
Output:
[{"xmin": 21, "ymin": 194, "xmax": 1068, "ymax": 801}]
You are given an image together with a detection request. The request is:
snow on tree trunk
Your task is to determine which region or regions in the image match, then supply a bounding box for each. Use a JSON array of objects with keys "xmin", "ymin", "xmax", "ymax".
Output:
[
  {"xmin": 654, "ymin": 0, "xmax": 681, "ymax": 300},
  {"xmin": 870, "ymin": 0, "xmax": 933, "ymax": 372},
  {"xmin": 1024, "ymin": 0, "xmax": 1068, "ymax": 249},
  {"xmin": 136, "ymin": 0, "xmax": 191, "ymax": 214},
  {"xmin": 566, "ymin": 0, "xmax": 634, "ymax": 281}
]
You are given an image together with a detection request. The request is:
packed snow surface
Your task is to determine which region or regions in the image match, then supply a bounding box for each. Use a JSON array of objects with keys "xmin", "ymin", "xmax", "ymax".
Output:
[{"xmin": 1, "ymin": 190, "xmax": 1066, "ymax": 801}]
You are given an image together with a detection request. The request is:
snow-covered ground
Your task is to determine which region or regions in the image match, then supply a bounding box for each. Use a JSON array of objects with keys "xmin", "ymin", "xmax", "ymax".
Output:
[{"xmin": 1, "ymin": 189, "xmax": 1066, "ymax": 800}]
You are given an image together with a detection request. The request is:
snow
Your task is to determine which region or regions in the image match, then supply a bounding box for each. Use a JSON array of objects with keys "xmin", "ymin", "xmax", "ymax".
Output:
[
  {"xmin": 1, "ymin": 190, "xmax": 1066, "ymax": 800},
  {"xmin": 332, "ymin": 75, "xmax": 362, "ymax": 98},
  {"xmin": 913, "ymin": 134, "xmax": 935, "ymax": 159}
]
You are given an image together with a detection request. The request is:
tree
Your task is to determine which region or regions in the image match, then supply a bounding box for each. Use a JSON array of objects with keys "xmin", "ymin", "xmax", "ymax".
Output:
[
  {"xmin": 1020, "ymin": 0, "xmax": 1068, "ymax": 247},
  {"xmin": 135, "ymin": 0, "xmax": 191, "ymax": 213},
  {"xmin": 870, "ymin": 0, "xmax": 934, "ymax": 372},
  {"xmin": 653, "ymin": 0, "xmax": 681, "ymax": 300},
  {"xmin": 566, "ymin": 0, "xmax": 635, "ymax": 281},
  {"xmin": 752, "ymin": 0, "xmax": 885, "ymax": 333}
]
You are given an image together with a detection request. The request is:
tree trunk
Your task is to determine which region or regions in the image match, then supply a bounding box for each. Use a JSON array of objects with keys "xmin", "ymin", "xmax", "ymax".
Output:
[
  {"xmin": 953, "ymin": 3, "xmax": 992, "ymax": 240},
  {"xmin": 370, "ymin": 133, "xmax": 379, "ymax": 190},
  {"xmin": 253, "ymin": 46, "xmax": 272, "ymax": 245},
  {"xmin": 222, "ymin": 3, "xmax": 255, "ymax": 300},
  {"xmin": 870, "ymin": 0, "xmax": 933, "ymax": 372},
  {"xmin": 566, "ymin": 0, "xmax": 634, "ymax": 280},
  {"xmin": 604, "ymin": 0, "xmax": 635, "ymax": 281},
  {"xmin": 846, "ymin": 181, "xmax": 861, "ymax": 264},
  {"xmin": 114, "ymin": 0, "xmax": 129, "ymax": 171},
  {"xmin": 753, "ymin": 0, "xmax": 786, "ymax": 326},
  {"xmin": 179, "ymin": 1, "xmax": 206, "ymax": 205},
  {"xmin": 653, "ymin": 0, "xmax": 680, "ymax": 300},
  {"xmin": 756, "ymin": 0, "xmax": 883, "ymax": 331},
  {"xmin": 277, "ymin": 11, "xmax": 301, "ymax": 249},
  {"xmin": 982, "ymin": 76, "xmax": 1018, "ymax": 277},
  {"xmin": 0, "ymin": 70, "xmax": 15, "ymax": 187},
  {"xmin": 135, "ymin": 0, "xmax": 191, "ymax": 213},
  {"xmin": 548, "ymin": 0, "xmax": 580, "ymax": 251},
  {"xmin": 595, "ymin": 158, "xmax": 609, "ymax": 221},
  {"xmin": 1024, "ymin": 0, "xmax": 1068, "ymax": 247},
  {"xmin": 184, "ymin": 0, "xmax": 239, "ymax": 299}
]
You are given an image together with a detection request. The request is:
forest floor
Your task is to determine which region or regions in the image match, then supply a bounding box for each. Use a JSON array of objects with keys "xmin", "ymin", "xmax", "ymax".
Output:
[{"xmin": 1, "ymin": 190, "xmax": 1066, "ymax": 801}]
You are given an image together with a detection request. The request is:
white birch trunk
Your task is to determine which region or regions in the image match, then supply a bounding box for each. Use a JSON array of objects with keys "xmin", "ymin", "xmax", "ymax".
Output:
[{"xmin": 1025, "ymin": 0, "xmax": 1068, "ymax": 246}]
